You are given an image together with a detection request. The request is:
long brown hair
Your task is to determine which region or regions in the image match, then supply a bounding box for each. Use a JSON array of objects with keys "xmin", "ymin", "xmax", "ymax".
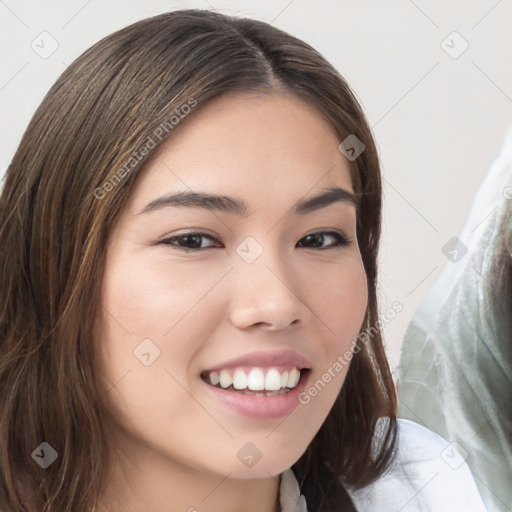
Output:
[{"xmin": 0, "ymin": 9, "xmax": 397, "ymax": 511}]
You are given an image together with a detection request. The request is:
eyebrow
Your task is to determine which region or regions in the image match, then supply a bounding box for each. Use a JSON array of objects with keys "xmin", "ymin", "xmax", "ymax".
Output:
[{"xmin": 138, "ymin": 185, "xmax": 358, "ymax": 217}]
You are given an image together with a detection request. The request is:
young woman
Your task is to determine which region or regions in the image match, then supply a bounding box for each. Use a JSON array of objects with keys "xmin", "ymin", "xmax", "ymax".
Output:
[{"xmin": 0, "ymin": 9, "xmax": 487, "ymax": 512}]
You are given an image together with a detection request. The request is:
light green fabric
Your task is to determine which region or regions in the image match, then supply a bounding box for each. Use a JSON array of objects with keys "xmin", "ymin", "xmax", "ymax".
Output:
[{"xmin": 398, "ymin": 127, "xmax": 512, "ymax": 512}]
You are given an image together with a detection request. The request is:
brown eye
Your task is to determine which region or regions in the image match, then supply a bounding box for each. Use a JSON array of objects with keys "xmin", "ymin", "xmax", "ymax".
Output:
[
  {"xmin": 297, "ymin": 231, "xmax": 351, "ymax": 249},
  {"xmin": 160, "ymin": 232, "xmax": 220, "ymax": 252},
  {"xmin": 158, "ymin": 230, "xmax": 351, "ymax": 252}
]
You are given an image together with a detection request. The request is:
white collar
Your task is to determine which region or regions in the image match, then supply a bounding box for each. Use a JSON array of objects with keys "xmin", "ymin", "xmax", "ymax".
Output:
[{"xmin": 279, "ymin": 468, "xmax": 308, "ymax": 511}]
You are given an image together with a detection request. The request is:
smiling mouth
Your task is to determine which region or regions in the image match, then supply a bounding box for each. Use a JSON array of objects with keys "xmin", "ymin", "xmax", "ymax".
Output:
[{"xmin": 200, "ymin": 368, "xmax": 311, "ymax": 396}]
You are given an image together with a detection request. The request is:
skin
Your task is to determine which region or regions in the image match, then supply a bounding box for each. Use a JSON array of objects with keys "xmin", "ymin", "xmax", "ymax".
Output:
[{"xmin": 95, "ymin": 91, "xmax": 368, "ymax": 512}]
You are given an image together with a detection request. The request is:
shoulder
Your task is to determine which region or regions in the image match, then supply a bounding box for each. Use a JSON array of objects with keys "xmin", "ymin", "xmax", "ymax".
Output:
[{"xmin": 346, "ymin": 418, "xmax": 488, "ymax": 512}]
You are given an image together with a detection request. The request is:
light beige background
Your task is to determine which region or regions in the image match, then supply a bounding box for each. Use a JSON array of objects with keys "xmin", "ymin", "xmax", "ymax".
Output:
[{"xmin": 1, "ymin": 0, "xmax": 511, "ymax": 375}]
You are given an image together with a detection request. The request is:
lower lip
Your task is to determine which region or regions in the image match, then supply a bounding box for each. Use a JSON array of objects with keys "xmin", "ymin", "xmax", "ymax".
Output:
[{"xmin": 201, "ymin": 370, "xmax": 311, "ymax": 420}]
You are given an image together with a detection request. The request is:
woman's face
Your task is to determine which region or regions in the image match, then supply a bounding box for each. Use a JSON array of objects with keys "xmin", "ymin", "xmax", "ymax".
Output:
[{"xmin": 96, "ymin": 91, "xmax": 368, "ymax": 481}]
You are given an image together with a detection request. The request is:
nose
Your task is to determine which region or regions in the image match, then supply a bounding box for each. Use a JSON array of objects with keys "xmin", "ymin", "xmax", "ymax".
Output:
[{"xmin": 228, "ymin": 243, "xmax": 312, "ymax": 331}]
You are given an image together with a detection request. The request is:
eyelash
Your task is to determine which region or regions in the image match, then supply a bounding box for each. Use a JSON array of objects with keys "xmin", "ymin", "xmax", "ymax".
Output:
[{"xmin": 158, "ymin": 230, "xmax": 352, "ymax": 252}]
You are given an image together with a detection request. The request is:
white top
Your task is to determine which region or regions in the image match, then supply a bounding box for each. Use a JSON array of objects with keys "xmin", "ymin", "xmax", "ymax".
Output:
[
  {"xmin": 280, "ymin": 418, "xmax": 488, "ymax": 511},
  {"xmin": 5, "ymin": 420, "xmax": 487, "ymax": 511}
]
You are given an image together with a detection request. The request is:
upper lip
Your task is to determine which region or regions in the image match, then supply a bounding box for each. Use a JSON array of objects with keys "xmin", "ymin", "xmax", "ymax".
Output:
[{"xmin": 203, "ymin": 349, "xmax": 312, "ymax": 372}]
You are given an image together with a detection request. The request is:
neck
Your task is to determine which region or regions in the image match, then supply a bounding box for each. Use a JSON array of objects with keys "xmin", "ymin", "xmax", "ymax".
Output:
[{"xmin": 96, "ymin": 443, "xmax": 282, "ymax": 512}]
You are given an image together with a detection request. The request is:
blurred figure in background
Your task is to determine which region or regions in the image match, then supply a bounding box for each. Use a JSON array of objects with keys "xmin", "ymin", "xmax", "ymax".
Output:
[{"xmin": 398, "ymin": 127, "xmax": 512, "ymax": 512}]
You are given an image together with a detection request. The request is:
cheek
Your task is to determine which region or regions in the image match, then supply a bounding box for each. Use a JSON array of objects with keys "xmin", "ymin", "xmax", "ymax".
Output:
[
  {"xmin": 305, "ymin": 256, "xmax": 368, "ymax": 349},
  {"xmin": 95, "ymin": 258, "xmax": 213, "ymax": 442},
  {"xmin": 96, "ymin": 251, "xmax": 232, "ymax": 413},
  {"xmin": 296, "ymin": 257, "xmax": 368, "ymax": 405},
  {"xmin": 99, "ymin": 251, "xmax": 228, "ymax": 350}
]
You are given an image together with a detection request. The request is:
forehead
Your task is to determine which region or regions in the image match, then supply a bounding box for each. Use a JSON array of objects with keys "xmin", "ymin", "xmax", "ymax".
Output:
[{"xmin": 126, "ymin": 91, "xmax": 354, "ymax": 212}]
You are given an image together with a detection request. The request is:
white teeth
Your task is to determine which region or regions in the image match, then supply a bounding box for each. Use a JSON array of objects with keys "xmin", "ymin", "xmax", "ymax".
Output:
[
  {"xmin": 219, "ymin": 369, "xmax": 232, "ymax": 389},
  {"xmin": 205, "ymin": 366, "xmax": 303, "ymax": 391},
  {"xmin": 247, "ymin": 368, "xmax": 265, "ymax": 390},
  {"xmin": 265, "ymin": 368, "xmax": 282, "ymax": 391},
  {"xmin": 287, "ymin": 367, "xmax": 300, "ymax": 388},
  {"xmin": 233, "ymin": 369, "xmax": 248, "ymax": 390}
]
